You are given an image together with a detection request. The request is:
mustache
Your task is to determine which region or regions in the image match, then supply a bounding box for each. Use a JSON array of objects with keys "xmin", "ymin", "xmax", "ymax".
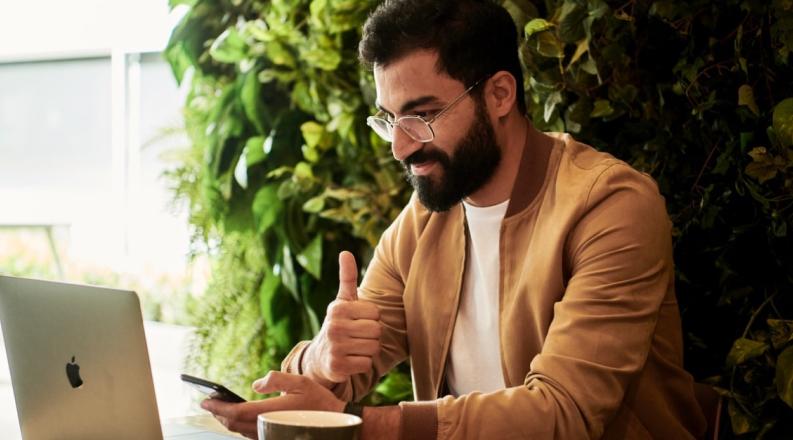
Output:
[{"xmin": 402, "ymin": 147, "xmax": 450, "ymax": 169}]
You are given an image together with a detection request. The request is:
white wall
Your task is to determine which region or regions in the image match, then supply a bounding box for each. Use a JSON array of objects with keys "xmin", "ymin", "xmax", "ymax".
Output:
[
  {"xmin": 0, "ymin": 1, "xmax": 194, "ymax": 275},
  {"xmin": 0, "ymin": 0, "xmax": 186, "ymax": 60}
]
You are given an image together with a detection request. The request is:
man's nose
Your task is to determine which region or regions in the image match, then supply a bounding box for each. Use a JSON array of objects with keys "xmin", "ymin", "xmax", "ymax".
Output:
[{"xmin": 391, "ymin": 125, "xmax": 423, "ymax": 162}]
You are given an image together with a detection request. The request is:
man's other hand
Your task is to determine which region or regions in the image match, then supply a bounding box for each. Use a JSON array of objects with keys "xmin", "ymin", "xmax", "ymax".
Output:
[
  {"xmin": 201, "ymin": 371, "xmax": 346, "ymax": 439},
  {"xmin": 304, "ymin": 251, "xmax": 382, "ymax": 386}
]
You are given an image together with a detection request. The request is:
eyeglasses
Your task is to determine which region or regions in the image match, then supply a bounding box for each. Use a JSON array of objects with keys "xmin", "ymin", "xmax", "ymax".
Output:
[{"xmin": 366, "ymin": 77, "xmax": 487, "ymax": 143}]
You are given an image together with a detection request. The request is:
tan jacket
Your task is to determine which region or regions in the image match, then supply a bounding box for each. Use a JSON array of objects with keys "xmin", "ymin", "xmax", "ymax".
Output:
[{"xmin": 283, "ymin": 126, "xmax": 707, "ymax": 439}]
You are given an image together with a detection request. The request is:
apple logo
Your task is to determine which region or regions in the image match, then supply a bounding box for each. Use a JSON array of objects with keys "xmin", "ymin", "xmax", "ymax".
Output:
[{"xmin": 65, "ymin": 356, "xmax": 83, "ymax": 389}]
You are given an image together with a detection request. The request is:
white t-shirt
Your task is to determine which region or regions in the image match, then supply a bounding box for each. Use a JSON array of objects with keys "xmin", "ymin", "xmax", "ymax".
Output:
[{"xmin": 446, "ymin": 198, "xmax": 509, "ymax": 396}]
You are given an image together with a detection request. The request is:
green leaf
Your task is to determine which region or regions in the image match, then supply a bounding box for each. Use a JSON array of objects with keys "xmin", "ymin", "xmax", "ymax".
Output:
[
  {"xmin": 303, "ymin": 195, "xmax": 326, "ymax": 213},
  {"xmin": 777, "ymin": 345, "xmax": 793, "ymax": 409},
  {"xmin": 567, "ymin": 39, "xmax": 589, "ymax": 69},
  {"xmin": 738, "ymin": 84, "xmax": 760, "ymax": 116},
  {"xmin": 745, "ymin": 147, "xmax": 782, "ymax": 183},
  {"xmin": 168, "ymin": 0, "xmax": 196, "ymax": 7},
  {"xmin": 525, "ymin": 18, "xmax": 554, "ymax": 37},
  {"xmin": 536, "ymin": 32, "xmax": 564, "ymax": 58},
  {"xmin": 265, "ymin": 41, "xmax": 296, "ymax": 68},
  {"xmin": 374, "ymin": 370, "xmax": 414, "ymax": 401},
  {"xmin": 241, "ymin": 70, "xmax": 272, "ymax": 134},
  {"xmin": 259, "ymin": 272, "xmax": 282, "ymax": 327},
  {"xmin": 649, "ymin": 1, "xmax": 680, "ymax": 19},
  {"xmin": 300, "ymin": 121, "xmax": 326, "ymax": 150},
  {"xmin": 502, "ymin": 0, "xmax": 539, "ymax": 31},
  {"xmin": 296, "ymin": 234, "xmax": 323, "ymax": 279},
  {"xmin": 209, "ymin": 28, "xmax": 248, "ymax": 64},
  {"xmin": 559, "ymin": 1, "xmax": 587, "ymax": 43},
  {"xmin": 772, "ymin": 97, "xmax": 793, "ymax": 147},
  {"xmin": 728, "ymin": 398, "xmax": 759, "ymax": 435},
  {"xmin": 294, "ymin": 162, "xmax": 314, "ymax": 181},
  {"xmin": 726, "ymin": 337, "xmax": 769, "ymax": 366},
  {"xmin": 252, "ymin": 185, "xmax": 282, "ymax": 233},
  {"xmin": 591, "ymin": 99, "xmax": 614, "ymax": 118},
  {"xmin": 280, "ymin": 244, "xmax": 299, "ymax": 300},
  {"xmin": 544, "ymin": 91, "xmax": 563, "ymax": 123},
  {"xmin": 164, "ymin": 42, "xmax": 192, "ymax": 85},
  {"xmin": 245, "ymin": 136, "xmax": 268, "ymax": 169},
  {"xmin": 769, "ymin": 319, "xmax": 793, "ymax": 349},
  {"xmin": 300, "ymin": 44, "xmax": 342, "ymax": 71}
]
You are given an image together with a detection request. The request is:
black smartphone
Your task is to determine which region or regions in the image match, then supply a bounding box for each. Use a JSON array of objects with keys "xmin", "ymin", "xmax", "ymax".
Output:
[{"xmin": 181, "ymin": 373, "xmax": 247, "ymax": 403}]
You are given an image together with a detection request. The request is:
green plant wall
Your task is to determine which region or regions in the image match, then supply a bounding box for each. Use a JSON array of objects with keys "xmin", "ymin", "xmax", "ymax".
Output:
[{"xmin": 165, "ymin": 0, "xmax": 793, "ymax": 436}]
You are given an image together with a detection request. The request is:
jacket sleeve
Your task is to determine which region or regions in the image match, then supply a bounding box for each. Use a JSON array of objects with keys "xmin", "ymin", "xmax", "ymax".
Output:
[
  {"xmin": 282, "ymin": 200, "xmax": 414, "ymax": 402},
  {"xmin": 411, "ymin": 164, "xmax": 676, "ymax": 440}
]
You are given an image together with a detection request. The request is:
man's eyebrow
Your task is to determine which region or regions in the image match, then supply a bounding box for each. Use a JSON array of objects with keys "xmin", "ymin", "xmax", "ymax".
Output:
[{"xmin": 376, "ymin": 95, "xmax": 441, "ymax": 116}]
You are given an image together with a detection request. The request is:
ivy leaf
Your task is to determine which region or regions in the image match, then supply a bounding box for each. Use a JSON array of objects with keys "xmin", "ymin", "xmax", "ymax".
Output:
[
  {"xmin": 524, "ymin": 18, "xmax": 554, "ymax": 38},
  {"xmin": 280, "ymin": 244, "xmax": 299, "ymax": 300},
  {"xmin": 209, "ymin": 28, "xmax": 248, "ymax": 64},
  {"xmin": 300, "ymin": 121, "xmax": 326, "ymax": 150},
  {"xmin": 544, "ymin": 91, "xmax": 563, "ymax": 122},
  {"xmin": 536, "ymin": 32, "xmax": 564, "ymax": 58},
  {"xmin": 559, "ymin": 1, "xmax": 587, "ymax": 43},
  {"xmin": 726, "ymin": 337, "xmax": 769, "ymax": 366},
  {"xmin": 502, "ymin": 0, "xmax": 539, "ymax": 31},
  {"xmin": 374, "ymin": 370, "xmax": 414, "ymax": 402},
  {"xmin": 769, "ymin": 319, "xmax": 793, "ymax": 349},
  {"xmin": 264, "ymin": 41, "xmax": 296, "ymax": 68},
  {"xmin": 728, "ymin": 398, "xmax": 759, "ymax": 435},
  {"xmin": 296, "ymin": 234, "xmax": 323, "ymax": 280},
  {"xmin": 252, "ymin": 185, "xmax": 282, "ymax": 233},
  {"xmin": 773, "ymin": 97, "xmax": 793, "ymax": 147},
  {"xmin": 738, "ymin": 84, "xmax": 760, "ymax": 115},
  {"xmin": 244, "ymin": 136, "xmax": 268, "ymax": 169},
  {"xmin": 745, "ymin": 147, "xmax": 782, "ymax": 183},
  {"xmin": 241, "ymin": 69, "xmax": 272, "ymax": 134},
  {"xmin": 777, "ymin": 345, "xmax": 793, "ymax": 409},
  {"xmin": 567, "ymin": 39, "xmax": 589, "ymax": 70},
  {"xmin": 591, "ymin": 99, "xmax": 614, "ymax": 118},
  {"xmin": 303, "ymin": 195, "xmax": 325, "ymax": 213},
  {"xmin": 259, "ymin": 271, "xmax": 283, "ymax": 328}
]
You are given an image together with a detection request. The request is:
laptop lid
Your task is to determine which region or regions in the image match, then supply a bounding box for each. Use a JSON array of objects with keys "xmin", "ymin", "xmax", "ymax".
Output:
[{"xmin": 0, "ymin": 275, "xmax": 163, "ymax": 440}]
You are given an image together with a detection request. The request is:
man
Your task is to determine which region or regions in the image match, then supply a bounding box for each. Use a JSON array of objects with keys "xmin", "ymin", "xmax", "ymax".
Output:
[{"xmin": 202, "ymin": 0, "xmax": 707, "ymax": 438}]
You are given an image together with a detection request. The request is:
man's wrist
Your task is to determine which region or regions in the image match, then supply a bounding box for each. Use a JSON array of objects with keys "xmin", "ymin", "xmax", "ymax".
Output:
[
  {"xmin": 361, "ymin": 405, "xmax": 401, "ymax": 440},
  {"xmin": 301, "ymin": 341, "xmax": 336, "ymax": 388}
]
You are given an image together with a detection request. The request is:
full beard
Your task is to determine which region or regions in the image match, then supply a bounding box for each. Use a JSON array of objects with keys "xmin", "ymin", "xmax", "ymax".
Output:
[{"xmin": 402, "ymin": 103, "xmax": 501, "ymax": 212}]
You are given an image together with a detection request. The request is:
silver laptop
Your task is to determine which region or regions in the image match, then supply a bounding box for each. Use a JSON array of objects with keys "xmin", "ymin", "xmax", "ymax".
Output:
[{"xmin": 0, "ymin": 275, "xmax": 238, "ymax": 439}]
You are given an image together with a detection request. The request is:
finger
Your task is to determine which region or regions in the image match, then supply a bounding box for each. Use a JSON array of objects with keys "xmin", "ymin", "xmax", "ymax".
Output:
[
  {"xmin": 336, "ymin": 251, "xmax": 358, "ymax": 301},
  {"xmin": 201, "ymin": 398, "xmax": 238, "ymax": 418},
  {"xmin": 328, "ymin": 300, "xmax": 380, "ymax": 321},
  {"xmin": 342, "ymin": 339, "xmax": 381, "ymax": 357},
  {"xmin": 341, "ymin": 355, "xmax": 374, "ymax": 375},
  {"xmin": 251, "ymin": 371, "xmax": 309, "ymax": 395},
  {"xmin": 342, "ymin": 319, "xmax": 383, "ymax": 339}
]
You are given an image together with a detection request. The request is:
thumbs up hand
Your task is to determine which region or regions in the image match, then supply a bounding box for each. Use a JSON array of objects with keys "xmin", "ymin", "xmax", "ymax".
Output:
[{"xmin": 303, "ymin": 251, "xmax": 382, "ymax": 387}]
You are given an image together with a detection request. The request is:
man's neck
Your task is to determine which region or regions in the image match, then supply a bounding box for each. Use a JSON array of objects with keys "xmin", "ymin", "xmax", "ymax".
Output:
[{"xmin": 464, "ymin": 113, "xmax": 529, "ymax": 207}]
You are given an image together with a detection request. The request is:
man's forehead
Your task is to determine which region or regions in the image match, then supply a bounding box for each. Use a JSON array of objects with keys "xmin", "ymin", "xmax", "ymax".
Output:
[{"xmin": 373, "ymin": 51, "xmax": 462, "ymax": 112}]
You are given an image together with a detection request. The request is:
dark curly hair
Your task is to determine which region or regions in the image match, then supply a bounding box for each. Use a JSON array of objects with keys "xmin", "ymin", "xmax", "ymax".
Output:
[{"xmin": 359, "ymin": 0, "xmax": 526, "ymax": 114}]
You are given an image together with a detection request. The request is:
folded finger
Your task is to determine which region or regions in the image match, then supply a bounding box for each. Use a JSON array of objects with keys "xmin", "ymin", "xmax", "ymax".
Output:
[{"xmin": 345, "ymin": 319, "xmax": 382, "ymax": 339}]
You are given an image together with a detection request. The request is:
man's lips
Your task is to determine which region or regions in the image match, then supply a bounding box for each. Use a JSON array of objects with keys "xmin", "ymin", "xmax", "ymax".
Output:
[{"xmin": 410, "ymin": 160, "xmax": 437, "ymax": 176}]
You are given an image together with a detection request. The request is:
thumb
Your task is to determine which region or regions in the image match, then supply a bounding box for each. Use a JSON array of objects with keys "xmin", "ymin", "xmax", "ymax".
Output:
[{"xmin": 336, "ymin": 251, "xmax": 358, "ymax": 301}]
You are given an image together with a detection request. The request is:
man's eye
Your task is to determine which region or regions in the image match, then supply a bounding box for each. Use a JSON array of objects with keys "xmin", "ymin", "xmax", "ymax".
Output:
[{"xmin": 412, "ymin": 110, "xmax": 435, "ymax": 118}]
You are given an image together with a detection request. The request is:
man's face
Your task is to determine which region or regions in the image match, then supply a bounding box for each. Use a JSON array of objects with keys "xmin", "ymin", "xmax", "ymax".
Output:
[{"xmin": 373, "ymin": 51, "xmax": 501, "ymax": 212}]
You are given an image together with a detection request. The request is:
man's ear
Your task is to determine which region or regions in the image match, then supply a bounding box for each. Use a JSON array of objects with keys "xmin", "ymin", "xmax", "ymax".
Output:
[{"xmin": 484, "ymin": 71, "xmax": 517, "ymax": 118}]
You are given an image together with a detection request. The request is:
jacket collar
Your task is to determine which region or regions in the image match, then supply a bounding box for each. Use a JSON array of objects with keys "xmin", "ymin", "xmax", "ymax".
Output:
[{"xmin": 505, "ymin": 122, "xmax": 555, "ymax": 218}]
